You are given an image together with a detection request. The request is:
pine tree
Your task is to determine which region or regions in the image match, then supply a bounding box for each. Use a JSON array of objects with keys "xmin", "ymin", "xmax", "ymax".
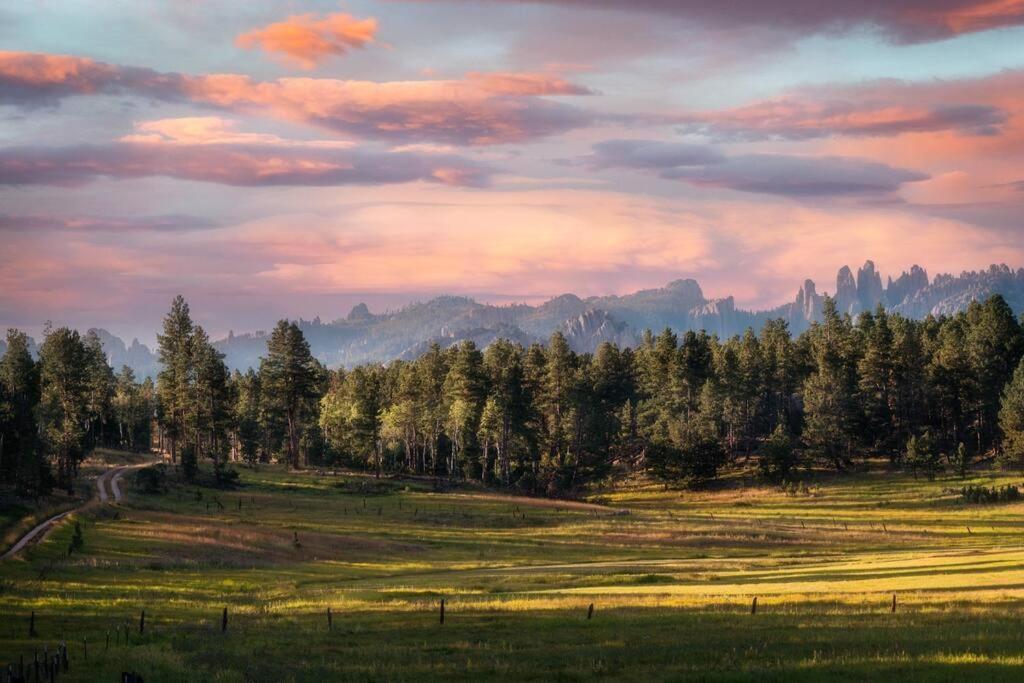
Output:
[
  {"xmin": 193, "ymin": 327, "xmax": 232, "ymax": 467},
  {"xmin": 442, "ymin": 341, "xmax": 485, "ymax": 478},
  {"xmin": 0, "ymin": 329, "xmax": 45, "ymax": 495},
  {"xmin": 233, "ymin": 369, "xmax": 263, "ymax": 464},
  {"xmin": 759, "ymin": 425, "xmax": 798, "ymax": 484},
  {"xmin": 38, "ymin": 327, "xmax": 91, "ymax": 489},
  {"xmin": 857, "ymin": 308, "xmax": 896, "ymax": 452},
  {"xmin": 482, "ymin": 339, "xmax": 526, "ymax": 485},
  {"xmin": 260, "ymin": 321, "xmax": 319, "ymax": 469},
  {"xmin": 157, "ymin": 296, "xmax": 195, "ymax": 463},
  {"xmin": 82, "ymin": 331, "xmax": 114, "ymax": 450},
  {"xmin": 803, "ymin": 299, "xmax": 858, "ymax": 470},
  {"xmin": 965, "ymin": 296, "xmax": 1024, "ymax": 452},
  {"xmin": 905, "ymin": 430, "xmax": 941, "ymax": 480},
  {"xmin": 999, "ymin": 358, "xmax": 1024, "ymax": 470}
]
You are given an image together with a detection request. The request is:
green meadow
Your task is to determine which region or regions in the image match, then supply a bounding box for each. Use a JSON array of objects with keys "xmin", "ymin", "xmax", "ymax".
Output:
[{"xmin": 2, "ymin": 454, "xmax": 1024, "ymax": 681}]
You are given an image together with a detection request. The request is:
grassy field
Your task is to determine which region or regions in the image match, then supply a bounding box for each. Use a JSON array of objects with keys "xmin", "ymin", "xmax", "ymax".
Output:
[{"xmin": 2, "ymin": 455, "xmax": 1024, "ymax": 681}]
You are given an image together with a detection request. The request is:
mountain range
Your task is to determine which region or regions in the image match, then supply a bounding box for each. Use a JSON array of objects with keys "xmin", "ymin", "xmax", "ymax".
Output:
[{"xmin": 3, "ymin": 262, "xmax": 1022, "ymax": 377}]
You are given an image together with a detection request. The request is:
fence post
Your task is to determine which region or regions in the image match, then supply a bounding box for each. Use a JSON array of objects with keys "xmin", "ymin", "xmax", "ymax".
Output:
[
  {"xmin": 891, "ymin": 594, "xmax": 897, "ymax": 613},
  {"xmin": 83, "ymin": 638, "xmax": 87, "ymax": 661},
  {"xmin": 327, "ymin": 607, "xmax": 332, "ymax": 630},
  {"xmin": 587, "ymin": 603, "xmax": 594, "ymax": 620},
  {"xmin": 751, "ymin": 597, "xmax": 758, "ymax": 615},
  {"xmin": 222, "ymin": 607, "xmax": 228, "ymax": 633},
  {"xmin": 139, "ymin": 610, "xmax": 145, "ymax": 635},
  {"xmin": 440, "ymin": 599, "xmax": 445, "ymax": 625},
  {"xmin": 29, "ymin": 612, "xmax": 38, "ymax": 638}
]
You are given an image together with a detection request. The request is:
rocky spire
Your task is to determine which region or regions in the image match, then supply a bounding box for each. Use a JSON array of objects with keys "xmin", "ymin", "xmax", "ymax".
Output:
[
  {"xmin": 347, "ymin": 303, "xmax": 373, "ymax": 322},
  {"xmin": 886, "ymin": 265, "xmax": 929, "ymax": 306},
  {"xmin": 857, "ymin": 260, "xmax": 885, "ymax": 312},
  {"xmin": 835, "ymin": 265, "xmax": 858, "ymax": 315},
  {"xmin": 794, "ymin": 279, "xmax": 821, "ymax": 323}
]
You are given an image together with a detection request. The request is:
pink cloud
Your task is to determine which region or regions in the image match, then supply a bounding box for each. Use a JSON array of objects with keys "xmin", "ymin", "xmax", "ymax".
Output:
[
  {"xmin": 236, "ymin": 11, "xmax": 378, "ymax": 69},
  {"xmin": 118, "ymin": 116, "xmax": 354, "ymax": 148},
  {"xmin": 0, "ymin": 51, "xmax": 593, "ymax": 145},
  {"xmin": 0, "ymin": 127, "xmax": 491, "ymax": 188},
  {"xmin": 587, "ymin": 140, "xmax": 928, "ymax": 198},
  {"xmin": 677, "ymin": 99, "xmax": 1006, "ymax": 141},
  {"xmin": 419, "ymin": 1, "xmax": 1024, "ymax": 43}
]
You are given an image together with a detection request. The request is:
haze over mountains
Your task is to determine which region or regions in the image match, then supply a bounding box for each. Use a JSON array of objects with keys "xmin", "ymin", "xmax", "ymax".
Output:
[{"xmin": 4, "ymin": 262, "xmax": 1022, "ymax": 378}]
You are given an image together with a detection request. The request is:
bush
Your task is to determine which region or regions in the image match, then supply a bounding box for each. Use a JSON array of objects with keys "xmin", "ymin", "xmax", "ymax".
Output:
[
  {"xmin": 212, "ymin": 462, "xmax": 240, "ymax": 489},
  {"xmin": 960, "ymin": 484, "xmax": 1021, "ymax": 504},
  {"xmin": 946, "ymin": 442, "xmax": 972, "ymax": 479},
  {"xmin": 648, "ymin": 420, "xmax": 726, "ymax": 489},
  {"xmin": 134, "ymin": 464, "xmax": 168, "ymax": 495},
  {"xmin": 68, "ymin": 520, "xmax": 84, "ymax": 554},
  {"xmin": 906, "ymin": 431, "xmax": 942, "ymax": 480},
  {"xmin": 759, "ymin": 426, "xmax": 798, "ymax": 484},
  {"xmin": 181, "ymin": 445, "xmax": 198, "ymax": 482}
]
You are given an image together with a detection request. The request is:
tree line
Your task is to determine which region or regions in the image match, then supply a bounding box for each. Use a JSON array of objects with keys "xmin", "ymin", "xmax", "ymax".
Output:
[
  {"xmin": 4, "ymin": 293, "xmax": 1024, "ymax": 498},
  {"xmin": 0, "ymin": 326, "xmax": 153, "ymax": 496}
]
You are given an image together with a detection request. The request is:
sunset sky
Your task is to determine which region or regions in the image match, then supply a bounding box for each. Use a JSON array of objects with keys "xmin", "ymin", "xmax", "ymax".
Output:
[{"xmin": 2, "ymin": 0, "xmax": 1024, "ymax": 343}]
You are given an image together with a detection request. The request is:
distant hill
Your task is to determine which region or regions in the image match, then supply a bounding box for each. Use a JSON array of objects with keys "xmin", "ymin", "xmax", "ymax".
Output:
[{"xmin": 5, "ymin": 262, "xmax": 1022, "ymax": 377}]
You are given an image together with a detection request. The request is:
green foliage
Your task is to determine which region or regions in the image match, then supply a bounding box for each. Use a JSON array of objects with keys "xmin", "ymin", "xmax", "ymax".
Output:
[
  {"xmin": 181, "ymin": 444, "xmax": 198, "ymax": 482},
  {"xmin": 946, "ymin": 442, "xmax": 972, "ymax": 479},
  {"xmin": 999, "ymin": 357, "xmax": 1024, "ymax": 470},
  {"xmin": 135, "ymin": 464, "xmax": 168, "ymax": 494},
  {"xmin": 38, "ymin": 326, "xmax": 92, "ymax": 489},
  {"xmin": 906, "ymin": 431, "xmax": 942, "ymax": 480},
  {"xmin": 759, "ymin": 425, "xmax": 799, "ymax": 484},
  {"xmin": 0, "ymin": 329, "xmax": 48, "ymax": 496},
  {"xmin": 260, "ymin": 320, "xmax": 322, "ymax": 468},
  {"xmin": 68, "ymin": 520, "xmax": 83, "ymax": 554},
  {"xmin": 212, "ymin": 461, "xmax": 240, "ymax": 489},
  {"xmin": 647, "ymin": 418, "xmax": 726, "ymax": 489},
  {"xmin": 959, "ymin": 483, "xmax": 1021, "ymax": 504}
]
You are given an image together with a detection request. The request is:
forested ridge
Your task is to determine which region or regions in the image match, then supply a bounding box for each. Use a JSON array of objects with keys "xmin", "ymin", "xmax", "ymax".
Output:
[{"xmin": 3, "ymin": 292, "xmax": 1024, "ymax": 498}]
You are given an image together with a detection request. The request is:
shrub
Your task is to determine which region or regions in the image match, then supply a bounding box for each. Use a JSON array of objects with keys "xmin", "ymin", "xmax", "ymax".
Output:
[
  {"xmin": 906, "ymin": 431, "xmax": 942, "ymax": 480},
  {"xmin": 212, "ymin": 462, "xmax": 240, "ymax": 489},
  {"xmin": 135, "ymin": 464, "xmax": 168, "ymax": 494},
  {"xmin": 68, "ymin": 520, "xmax": 84, "ymax": 554},
  {"xmin": 181, "ymin": 445, "xmax": 198, "ymax": 482},
  {"xmin": 759, "ymin": 426, "xmax": 799, "ymax": 484},
  {"xmin": 959, "ymin": 484, "xmax": 1021, "ymax": 504}
]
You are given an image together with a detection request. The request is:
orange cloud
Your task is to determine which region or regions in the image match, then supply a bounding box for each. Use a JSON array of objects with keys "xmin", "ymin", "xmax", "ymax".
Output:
[
  {"xmin": 119, "ymin": 116, "xmax": 354, "ymax": 148},
  {"xmin": 236, "ymin": 11, "xmax": 378, "ymax": 69},
  {"xmin": 903, "ymin": 0, "xmax": 1024, "ymax": 36},
  {"xmin": 0, "ymin": 52, "xmax": 593, "ymax": 145}
]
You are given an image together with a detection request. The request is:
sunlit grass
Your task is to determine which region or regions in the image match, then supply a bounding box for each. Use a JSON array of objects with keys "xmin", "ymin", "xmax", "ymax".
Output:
[{"xmin": 2, "ymin": 455, "xmax": 1024, "ymax": 680}]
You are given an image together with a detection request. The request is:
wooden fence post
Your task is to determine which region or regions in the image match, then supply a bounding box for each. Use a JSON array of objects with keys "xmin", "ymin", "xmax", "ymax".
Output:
[
  {"xmin": 440, "ymin": 599, "xmax": 445, "ymax": 625},
  {"xmin": 891, "ymin": 594, "xmax": 897, "ymax": 613},
  {"xmin": 221, "ymin": 607, "xmax": 228, "ymax": 633},
  {"xmin": 139, "ymin": 610, "xmax": 145, "ymax": 635},
  {"xmin": 327, "ymin": 607, "xmax": 333, "ymax": 630},
  {"xmin": 29, "ymin": 611, "xmax": 37, "ymax": 638},
  {"xmin": 751, "ymin": 597, "xmax": 758, "ymax": 615},
  {"xmin": 587, "ymin": 603, "xmax": 594, "ymax": 620}
]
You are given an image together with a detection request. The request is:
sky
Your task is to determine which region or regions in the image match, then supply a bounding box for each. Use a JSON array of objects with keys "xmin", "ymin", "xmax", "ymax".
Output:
[{"xmin": 2, "ymin": 0, "xmax": 1024, "ymax": 344}]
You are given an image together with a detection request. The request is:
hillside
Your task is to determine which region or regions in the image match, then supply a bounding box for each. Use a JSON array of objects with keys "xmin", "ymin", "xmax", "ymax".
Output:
[{"xmin": 8, "ymin": 262, "xmax": 1021, "ymax": 376}]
